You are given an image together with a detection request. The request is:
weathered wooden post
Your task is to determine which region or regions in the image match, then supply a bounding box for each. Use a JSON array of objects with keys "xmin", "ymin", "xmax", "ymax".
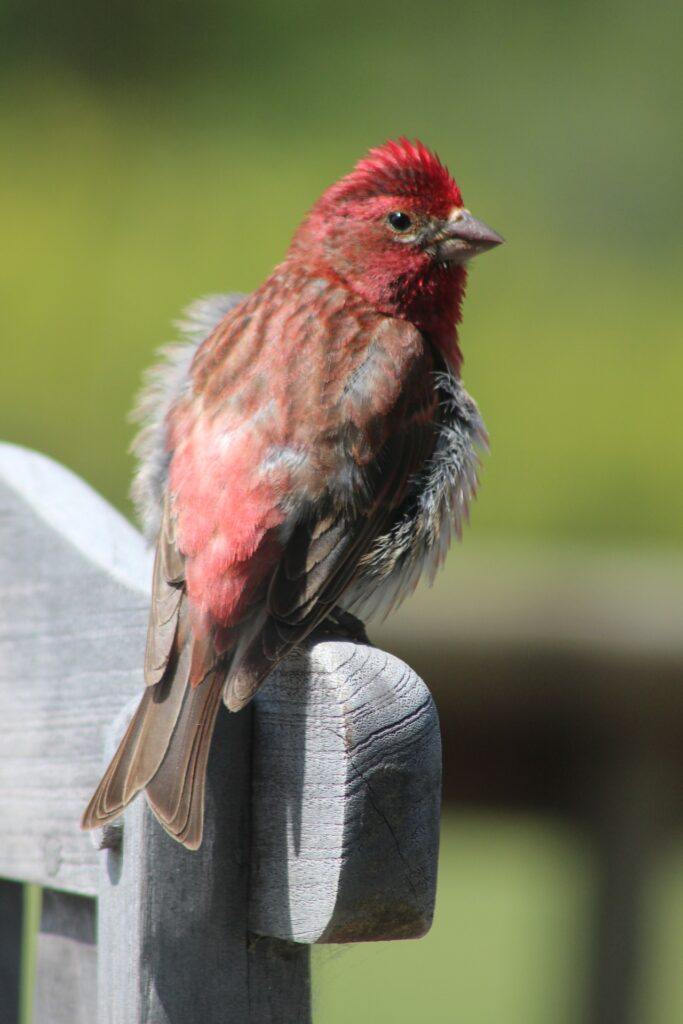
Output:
[{"xmin": 0, "ymin": 443, "xmax": 441, "ymax": 1023}]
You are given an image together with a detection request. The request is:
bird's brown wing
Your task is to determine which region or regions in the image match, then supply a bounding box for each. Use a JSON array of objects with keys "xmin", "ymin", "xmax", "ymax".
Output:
[
  {"xmin": 143, "ymin": 495, "xmax": 185, "ymax": 686},
  {"xmin": 224, "ymin": 344, "xmax": 441, "ymax": 710}
]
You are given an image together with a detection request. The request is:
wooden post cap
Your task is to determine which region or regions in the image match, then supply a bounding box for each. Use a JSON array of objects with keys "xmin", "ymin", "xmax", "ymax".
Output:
[{"xmin": 250, "ymin": 640, "xmax": 441, "ymax": 943}]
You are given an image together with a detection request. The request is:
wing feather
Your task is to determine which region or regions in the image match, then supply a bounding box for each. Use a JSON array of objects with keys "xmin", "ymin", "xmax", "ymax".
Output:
[
  {"xmin": 144, "ymin": 497, "xmax": 185, "ymax": 686},
  {"xmin": 224, "ymin": 344, "xmax": 441, "ymax": 710}
]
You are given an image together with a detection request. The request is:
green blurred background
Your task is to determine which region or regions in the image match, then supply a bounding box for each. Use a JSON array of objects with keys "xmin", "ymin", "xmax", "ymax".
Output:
[{"xmin": 2, "ymin": 0, "xmax": 682, "ymax": 1020}]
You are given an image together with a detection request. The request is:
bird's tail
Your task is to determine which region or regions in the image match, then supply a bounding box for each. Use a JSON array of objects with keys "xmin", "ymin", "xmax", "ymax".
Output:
[{"xmin": 81, "ymin": 642, "xmax": 224, "ymax": 850}]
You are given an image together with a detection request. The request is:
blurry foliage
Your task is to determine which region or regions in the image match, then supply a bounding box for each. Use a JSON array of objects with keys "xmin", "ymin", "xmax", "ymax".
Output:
[
  {"xmin": 315, "ymin": 813, "xmax": 594, "ymax": 1024},
  {"xmin": 1, "ymin": 0, "xmax": 681, "ymax": 547}
]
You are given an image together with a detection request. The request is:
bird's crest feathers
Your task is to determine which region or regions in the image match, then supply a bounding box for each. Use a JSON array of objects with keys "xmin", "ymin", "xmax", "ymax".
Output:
[{"xmin": 328, "ymin": 138, "xmax": 463, "ymax": 213}]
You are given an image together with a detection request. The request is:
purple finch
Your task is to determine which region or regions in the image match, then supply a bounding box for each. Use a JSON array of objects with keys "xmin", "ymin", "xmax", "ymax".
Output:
[{"xmin": 82, "ymin": 138, "xmax": 502, "ymax": 848}]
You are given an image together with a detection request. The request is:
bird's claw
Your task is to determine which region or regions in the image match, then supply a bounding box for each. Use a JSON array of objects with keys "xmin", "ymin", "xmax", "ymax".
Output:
[{"xmin": 316, "ymin": 607, "xmax": 370, "ymax": 644}]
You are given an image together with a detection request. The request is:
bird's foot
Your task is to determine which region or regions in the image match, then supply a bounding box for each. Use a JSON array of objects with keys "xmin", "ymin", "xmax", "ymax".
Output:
[{"xmin": 316, "ymin": 607, "xmax": 370, "ymax": 644}]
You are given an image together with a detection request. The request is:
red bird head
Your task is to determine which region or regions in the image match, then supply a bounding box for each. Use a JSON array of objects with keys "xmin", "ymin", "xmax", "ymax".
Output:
[{"xmin": 289, "ymin": 138, "xmax": 503, "ymax": 371}]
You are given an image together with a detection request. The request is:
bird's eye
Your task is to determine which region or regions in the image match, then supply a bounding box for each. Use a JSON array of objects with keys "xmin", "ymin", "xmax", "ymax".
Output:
[{"xmin": 387, "ymin": 211, "xmax": 413, "ymax": 233}]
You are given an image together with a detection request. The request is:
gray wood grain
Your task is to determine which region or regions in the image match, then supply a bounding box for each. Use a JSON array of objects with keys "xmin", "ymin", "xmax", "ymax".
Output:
[
  {"xmin": 97, "ymin": 706, "xmax": 310, "ymax": 1024},
  {"xmin": 32, "ymin": 890, "xmax": 97, "ymax": 1024},
  {"xmin": 0, "ymin": 879, "xmax": 23, "ymax": 1024},
  {"xmin": 0, "ymin": 442, "xmax": 442, "ymax": 948},
  {"xmin": 251, "ymin": 642, "xmax": 441, "ymax": 942},
  {"xmin": 0, "ymin": 444, "xmax": 150, "ymax": 895},
  {"xmin": 247, "ymin": 938, "xmax": 311, "ymax": 1023}
]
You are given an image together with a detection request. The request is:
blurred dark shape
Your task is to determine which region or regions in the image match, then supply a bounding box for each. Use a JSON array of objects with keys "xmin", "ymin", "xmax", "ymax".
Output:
[
  {"xmin": 377, "ymin": 546, "xmax": 683, "ymax": 1024},
  {"xmin": 0, "ymin": 0, "xmax": 261, "ymax": 80}
]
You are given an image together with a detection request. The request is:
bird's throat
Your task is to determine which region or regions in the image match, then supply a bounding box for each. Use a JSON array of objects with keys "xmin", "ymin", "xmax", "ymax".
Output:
[{"xmin": 372, "ymin": 262, "xmax": 467, "ymax": 375}]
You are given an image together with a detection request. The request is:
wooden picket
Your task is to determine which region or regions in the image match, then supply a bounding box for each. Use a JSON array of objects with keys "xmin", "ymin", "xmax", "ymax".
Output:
[{"xmin": 0, "ymin": 444, "xmax": 440, "ymax": 1023}]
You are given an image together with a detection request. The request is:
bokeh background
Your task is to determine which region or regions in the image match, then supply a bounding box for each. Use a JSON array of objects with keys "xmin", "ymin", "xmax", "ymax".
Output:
[{"xmin": 2, "ymin": 0, "xmax": 682, "ymax": 1020}]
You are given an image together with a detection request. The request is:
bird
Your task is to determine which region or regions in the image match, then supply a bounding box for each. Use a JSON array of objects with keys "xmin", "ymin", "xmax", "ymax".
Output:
[{"xmin": 82, "ymin": 138, "xmax": 503, "ymax": 849}]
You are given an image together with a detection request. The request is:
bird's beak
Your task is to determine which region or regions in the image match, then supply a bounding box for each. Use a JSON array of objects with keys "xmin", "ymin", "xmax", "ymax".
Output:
[{"xmin": 431, "ymin": 209, "xmax": 504, "ymax": 262}]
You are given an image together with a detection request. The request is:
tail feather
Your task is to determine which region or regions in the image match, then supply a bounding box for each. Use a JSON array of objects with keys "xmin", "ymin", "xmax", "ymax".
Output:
[
  {"xmin": 145, "ymin": 671, "xmax": 224, "ymax": 849},
  {"xmin": 81, "ymin": 643, "xmax": 224, "ymax": 849}
]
